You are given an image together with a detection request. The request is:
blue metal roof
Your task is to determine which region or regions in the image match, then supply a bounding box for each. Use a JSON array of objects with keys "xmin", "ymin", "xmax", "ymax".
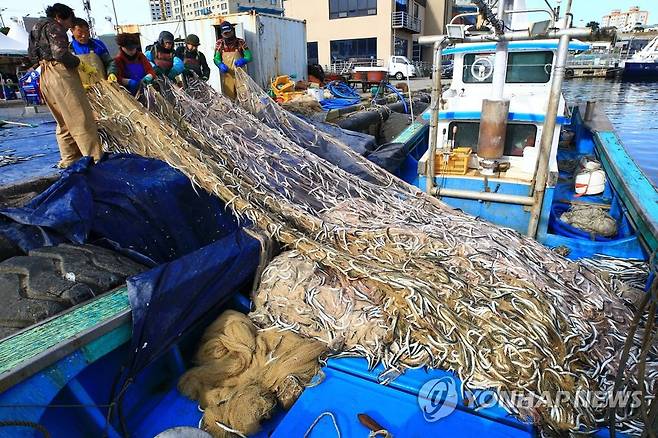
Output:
[{"xmin": 443, "ymin": 40, "xmax": 591, "ymax": 55}]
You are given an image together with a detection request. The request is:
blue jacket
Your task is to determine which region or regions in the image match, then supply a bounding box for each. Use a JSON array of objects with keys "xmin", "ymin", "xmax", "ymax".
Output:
[{"xmin": 70, "ymin": 38, "xmax": 112, "ymax": 69}]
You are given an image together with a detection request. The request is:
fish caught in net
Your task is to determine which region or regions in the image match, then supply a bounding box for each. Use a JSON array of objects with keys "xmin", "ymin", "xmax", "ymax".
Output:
[{"xmin": 86, "ymin": 76, "xmax": 657, "ymax": 436}]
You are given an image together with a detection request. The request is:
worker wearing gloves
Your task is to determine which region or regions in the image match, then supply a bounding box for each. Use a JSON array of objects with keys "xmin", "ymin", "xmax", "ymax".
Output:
[
  {"xmin": 146, "ymin": 31, "xmax": 184, "ymax": 80},
  {"xmin": 28, "ymin": 3, "xmax": 103, "ymax": 168},
  {"xmin": 109, "ymin": 33, "xmax": 156, "ymax": 96},
  {"xmin": 174, "ymin": 34, "xmax": 210, "ymax": 81},
  {"xmin": 69, "ymin": 17, "xmax": 113, "ymax": 86},
  {"xmin": 214, "ymin": 21, "xmax": 252, "ymax": 100}
]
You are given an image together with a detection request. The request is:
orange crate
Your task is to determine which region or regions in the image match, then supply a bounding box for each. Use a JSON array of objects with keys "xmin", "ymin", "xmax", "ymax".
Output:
[{"xmin": 434, "ymin": 147, "xmax": 472, "ymax": 175}]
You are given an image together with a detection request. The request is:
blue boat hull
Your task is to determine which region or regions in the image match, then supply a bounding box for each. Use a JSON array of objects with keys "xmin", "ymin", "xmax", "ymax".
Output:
[{"xmin": 623, "ymin": 61, "xmax": 658, "ymax": 80}]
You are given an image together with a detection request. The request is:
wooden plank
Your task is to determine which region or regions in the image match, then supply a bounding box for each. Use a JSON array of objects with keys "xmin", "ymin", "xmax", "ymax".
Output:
[
  {"xmin": 0, "ymin": 287, "xmax": 131, "ymax": 380},
  {"xmin": 595, "ymin": 131, "xmax": 658, "ymax": 253}
]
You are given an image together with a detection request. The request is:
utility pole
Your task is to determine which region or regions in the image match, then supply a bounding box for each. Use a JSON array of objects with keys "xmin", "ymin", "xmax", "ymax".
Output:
[
  {"xmin": 179, "ymin": 0, "xmax": 187, "ymax": 38},
  {"xmin": 83, "ymin": 0, "xmax": 95, "ymax": 37},
  {"xmin": 110, "ymin": 0, "xmax": 119, "ymax": 33}
]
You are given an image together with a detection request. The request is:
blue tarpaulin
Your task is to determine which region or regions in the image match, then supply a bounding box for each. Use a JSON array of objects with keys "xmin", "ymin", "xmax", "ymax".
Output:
[
  {"xmin": 0, "ymin": 154, "xmax": 241, "ymax": 265},
  {"xmin": 126, "ymin": 229, "xmax": 260, "ymax": 375},
  {"xmin": 0, "ymin": 153, "xmax": 260, "ymax": 377}
]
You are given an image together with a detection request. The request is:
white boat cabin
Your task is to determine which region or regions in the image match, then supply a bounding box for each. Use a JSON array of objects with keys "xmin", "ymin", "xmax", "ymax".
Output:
[{"xmin": 420, "ymin": 39, "xmax": 590, "ymax": 182}]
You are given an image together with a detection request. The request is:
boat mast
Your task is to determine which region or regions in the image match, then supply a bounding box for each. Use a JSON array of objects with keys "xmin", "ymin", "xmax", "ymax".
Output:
[{"xmin": 526, "ymin": 0, "xmax": 573, "ymax": 238}]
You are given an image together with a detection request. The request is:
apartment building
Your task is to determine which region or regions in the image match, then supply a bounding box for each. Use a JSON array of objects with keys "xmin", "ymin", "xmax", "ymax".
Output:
[
  {"xmin": 284, "ymin": 0, "xmax": 451, "ymax": 67},
  {"xmin": 150, "ymin": 0, "xmax": 174, "ymax": 21},
  {"xmin": 168, "ymin": 0, "xmax": 283, "ymax": 21},
  {"xmin": 602, "ymin": 6, "xmax": 649, "ymax": 31}
]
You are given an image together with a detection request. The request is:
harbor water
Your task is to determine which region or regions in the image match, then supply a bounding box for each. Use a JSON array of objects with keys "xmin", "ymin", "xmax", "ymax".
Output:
[{"xmin": 562, "ymin": 79, "xmax": 658, "ymax": 187}]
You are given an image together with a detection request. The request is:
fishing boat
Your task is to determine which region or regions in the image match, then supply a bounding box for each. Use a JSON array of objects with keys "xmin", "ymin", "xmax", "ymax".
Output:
[
  {"xmin": 391, "ymin": 37, "xmax": 656, "ymax": 261},
  {"xmin": 0, "ymin": 2, "xmax": 656, "ymax": 438},
  {"xmin": 622, "ymin": 35, "xmax": 658, "ymax": 80}
]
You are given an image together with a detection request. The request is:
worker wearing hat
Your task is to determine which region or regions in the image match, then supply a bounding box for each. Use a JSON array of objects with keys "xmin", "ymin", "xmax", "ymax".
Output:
[
  {"xmin": 175, "ymin": 34, "xmax": 210, "ymax": 81},
  {"xmin": 145, "ymin": 31, "xmax": 184, "ymax": 80},
  {"xmin": 28, "ymin": 2, "xmax": 103, "ymax": 168},
  {"xmin": 214, "ymin": 21, "xmax": 252, "ymax": 100},
  {"xmin": 109, "ymin": 33, "xmax": 156, "ymax": 95}
]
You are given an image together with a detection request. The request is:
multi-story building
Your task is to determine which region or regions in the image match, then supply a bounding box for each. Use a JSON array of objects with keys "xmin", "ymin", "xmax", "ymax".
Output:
[
  {"xmin": 150, "ymin": 0, "xmax": 174, "ymax": 21},
  {"xmin": 602, "ymin": 6, "xmax": 649, "ymax": 31},
  {"xmin": 169, "ymin": 0, "xmax": 283, "ymax": 21},
  {"xmin": 283, "ymin": 0, "xmax": 451, "ymax": 67}
]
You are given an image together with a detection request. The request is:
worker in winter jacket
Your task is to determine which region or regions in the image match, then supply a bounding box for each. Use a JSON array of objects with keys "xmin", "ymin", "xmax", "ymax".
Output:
[
  {"xmin": 69, "ymin": 17, "xmax": 113, "ymax": 86},
  {"xmin": 145, "ymin": 31, "xmax": 184, "ymax": 80},
  {"xmin": 214, "ymin": 21, "xmax": 252, "ymax": 100},
  {"xmin": 174, "ymin": 34, "xmax": 210, "ymax": 81},
  {"xmin": 108, "ymin": 33, "xmax": 156, "ymax": 95},
  {"xmin": 28, "ymin": 2, "xmax": 103, "ymax": 168}
]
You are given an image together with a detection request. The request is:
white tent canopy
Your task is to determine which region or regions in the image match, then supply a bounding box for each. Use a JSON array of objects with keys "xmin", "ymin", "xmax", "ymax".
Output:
[
  {"xmin": 0, "ymin": 32, "xmax": 28, "ymax": 56},
  {"xmin": 7, "ymin": 25, "xmax": 29, "ymax": 52}
]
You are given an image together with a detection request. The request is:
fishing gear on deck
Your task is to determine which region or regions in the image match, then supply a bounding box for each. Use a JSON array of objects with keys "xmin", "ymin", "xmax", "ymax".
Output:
[{"xmin": 86, "ymin": 74, "xmax": 658, "ymax": 437}]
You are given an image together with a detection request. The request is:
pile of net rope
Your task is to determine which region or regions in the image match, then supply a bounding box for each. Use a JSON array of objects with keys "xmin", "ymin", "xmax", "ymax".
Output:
[
  {"xmin": 178, "ymin": 310, "xmax": 324, "ymax": 437},
  {"xmin": 86, "ymin": 75, "xmax": 657, "ymax": 435}
]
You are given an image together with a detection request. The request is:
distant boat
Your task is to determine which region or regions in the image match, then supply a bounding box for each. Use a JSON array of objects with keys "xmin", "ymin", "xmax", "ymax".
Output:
[{"xmin": 623, "ymin": 35, "xmax": 658, "ymax": 80}]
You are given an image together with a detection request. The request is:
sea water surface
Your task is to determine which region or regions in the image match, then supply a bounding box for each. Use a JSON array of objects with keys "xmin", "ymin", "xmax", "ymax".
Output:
[{"xmin": 562, "ymin": 79, "xmax": 658, "ymax": 187}]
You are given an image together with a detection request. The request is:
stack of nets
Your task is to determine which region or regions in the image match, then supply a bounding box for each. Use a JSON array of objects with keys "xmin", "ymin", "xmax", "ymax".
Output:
[
  {"xmin": 178, "ymin": 310, "xmax": 325, "ymax": 437},
  {"xmin": 86, "ymin": 75, "xmax": 657, "ymax": 435}
]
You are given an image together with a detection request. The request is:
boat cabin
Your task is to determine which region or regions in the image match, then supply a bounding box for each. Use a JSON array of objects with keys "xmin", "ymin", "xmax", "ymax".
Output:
[{"xmin": 399, "ymin": 39, "xmax": 651, "ymax": 260}]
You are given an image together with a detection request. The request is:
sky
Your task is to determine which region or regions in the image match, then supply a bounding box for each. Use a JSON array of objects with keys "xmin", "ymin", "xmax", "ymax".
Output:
[{"xmin": 3, "ymin": 0, "xmax": 658, "ymax": 36}]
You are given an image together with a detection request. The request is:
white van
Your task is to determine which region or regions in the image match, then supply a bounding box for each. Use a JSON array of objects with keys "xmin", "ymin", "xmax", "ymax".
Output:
[
  {"xmin": 353, "ymin": 56, "xmax": 418, "ymax": 80},
  {"xmin": 388, "ymin": 56, "xmax": 418, "ymax": 80}
]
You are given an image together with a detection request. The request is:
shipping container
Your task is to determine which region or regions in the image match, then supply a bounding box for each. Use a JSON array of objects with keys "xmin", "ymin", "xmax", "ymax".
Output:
[{"xmin": 136, "ymin": 11, "xmax": 307, "ymax": 92}]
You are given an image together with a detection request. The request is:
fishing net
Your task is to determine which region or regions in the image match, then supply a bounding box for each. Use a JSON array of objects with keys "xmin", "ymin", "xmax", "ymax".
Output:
[
  {"xmin": 86, "ymin": 77, "xmax": 657, "ymax": 435},
  {"xmin": 560, "ymin": 205, "xmax": 618, "ymax": 237},
  {"xmin": 178, "ymin": 310, "xmax": 325, "ymax": 437},
  {"xmin": 250, "ymin": 250, "xmax": 394, "ymax": 364}
]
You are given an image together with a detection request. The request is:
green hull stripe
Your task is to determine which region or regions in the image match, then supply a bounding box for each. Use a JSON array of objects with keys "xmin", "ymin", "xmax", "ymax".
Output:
[{"xmin": 0, "ymin": 287, "xmax": 130, "ymax": 375}]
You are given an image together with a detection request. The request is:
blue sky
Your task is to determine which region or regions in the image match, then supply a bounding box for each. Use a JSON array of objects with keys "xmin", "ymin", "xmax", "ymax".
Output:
[{"xmin": 3, "ymin": 0, "xmax": 657, "ymax": 35}]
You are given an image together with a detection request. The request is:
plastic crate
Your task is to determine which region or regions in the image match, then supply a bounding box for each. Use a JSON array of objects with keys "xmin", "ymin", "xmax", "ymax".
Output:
[
  {"xmin": 435, "ymin": 147, "xmax": 472, "ymax": 175},
  {"xmin": 19, "ymin": 71, "xmax": 42, "ymax": 106}
]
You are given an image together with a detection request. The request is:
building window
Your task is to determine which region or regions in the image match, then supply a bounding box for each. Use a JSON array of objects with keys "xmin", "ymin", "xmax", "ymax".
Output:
[
  {"xmin": 447, "ymin": 122, "xmax": 537, "ymax": 157},
  {"xmin": 330, "ymin": 37, "xmax": 377, "ymax": 62},
  {"xmin": 307, "ymin": 42, "xmax": 319, "ymax": 65},
  {"xmin": 329, "ymin": 0, "xmax": 377, "ymax": 19},
  {"xmin": 394, "ymin": 37, "xmax": 408, "ymax": 56},
  {"xmin": 412, "ymin": 41, "xmax": 422, "ymax": 61},
  {"xmin": 463, "ymin": 51, "xmax": 554, "ymax": 84}
]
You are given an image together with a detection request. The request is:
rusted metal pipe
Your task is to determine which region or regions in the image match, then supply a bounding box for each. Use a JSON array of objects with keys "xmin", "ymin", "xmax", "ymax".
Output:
[{"xmin": 478, "ymin": 99, "xmax": 510, "ymax": 159}]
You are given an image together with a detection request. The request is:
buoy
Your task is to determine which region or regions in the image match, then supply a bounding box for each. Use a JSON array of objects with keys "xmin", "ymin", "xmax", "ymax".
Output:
[{"xmin": 575, "ymin": 158, "xmax": 606, "ymax": 196}]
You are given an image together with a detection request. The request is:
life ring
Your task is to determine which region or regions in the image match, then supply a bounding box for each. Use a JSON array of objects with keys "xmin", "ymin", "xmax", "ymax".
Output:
[{"xmin": 565, "ymin": 68, "xmax": 575, "ymax": 78}]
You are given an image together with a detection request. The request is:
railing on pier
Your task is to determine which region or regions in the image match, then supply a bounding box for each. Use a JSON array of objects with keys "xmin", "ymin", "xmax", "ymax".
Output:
[
  {"xmin": 326, "ymin": 58, "xmax": 385, "ymax": 74},
  {"xmin": 567, "ymin": 54, "xmax": 623, "ymax": 68}
]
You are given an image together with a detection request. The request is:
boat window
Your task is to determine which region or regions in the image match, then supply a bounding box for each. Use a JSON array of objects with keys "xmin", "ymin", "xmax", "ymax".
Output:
[
  {"xmin": 447, "ymin": 122, "xmax": 537, "ymax": 157},
  {"xmin": 506, "ymin": 51, "xmax": 554, "ymax": 83},
  {"xmin": 462, "ymin": 51, "xmax": 554, "ymax": 83}
]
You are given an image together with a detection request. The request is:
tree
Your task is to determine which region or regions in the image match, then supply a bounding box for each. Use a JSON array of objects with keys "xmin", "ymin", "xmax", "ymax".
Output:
[{"xmin": 586, "ymin": 21, "xmax": 600, "ymax": 32}]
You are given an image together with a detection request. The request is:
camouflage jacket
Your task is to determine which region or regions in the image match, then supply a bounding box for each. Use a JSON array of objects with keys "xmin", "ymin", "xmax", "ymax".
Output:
[{"xmin": 28, "ymin": 18, "xmax": 80, "ymax": 69}]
